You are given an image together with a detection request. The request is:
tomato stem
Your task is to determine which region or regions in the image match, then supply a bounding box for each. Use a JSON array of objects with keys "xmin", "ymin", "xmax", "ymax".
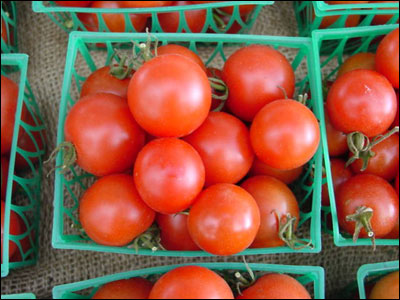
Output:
[
  {"xmin": 277, "ymin": 85, "xmax": 288, "ymax": 100},
  {"xmin": 276, "ymin": 212, "xmax": 313, "ymax": 251},
  {"xmin": 213, "ymin": 11, "xmax": 227, "ymax": 31},
  {"xmin": 346, "ymin": 206, "xmax": 376, "ymax": 251},
  {"xmin": 209, "ymin": 77, "xmax": 229, "ymax": 112},
  {"xmin": 108, "ymin": 51, "xmax": 134, "ymax": 80},
  {"xmin": 128, "ymin": 224, "xmax": 165, "ymax": 253},
  {"xmin": 44, "ymin": 141, "xmax": 77, "ymax": 177}
]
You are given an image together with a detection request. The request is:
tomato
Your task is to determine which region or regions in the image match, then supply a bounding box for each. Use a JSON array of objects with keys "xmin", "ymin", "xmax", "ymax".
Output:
[
  {"xmin": 370, "ymin": 1, "xmax": 399, "ymax": 25},
  {"xmin": 184, "ymin": 112, "xmax": 254, "ymax": 186},
  {"xmin": 369, "ymin": 271, "xmax": 399, "ymax": 300},
  {"xmin": 54, "ymin": 1, "xmax": 92, "ymax": 6},
  {"xmin": 156, "ymin": 44, "xmax": 206, "ymax": 72},
  {"xmin": 158, "ymin": 1, "xmax": 207, "ymax": 33},
  {"xmin": 251, "ymin": 99, "xmax": 320, "ymax": 170},
  {"xmin": 249, "ymin": 158, "xmax": 303, "ymax": 185},
  {"xmin": 222, "ymin": 45, "xmax": 295, "ymax": 122},
  {"xmin": 237, "ymin": 273, "xmax": 311, "ymax": 299},
  {"xmin": 134, "ymin": 138, "xmax": 205, "ymax": 214},
  {"xmin": 385, "ymin": 217, "xmax": 399, "ymax": 239},
  {"xmin": 1, "ymin": 18, "xmax": 7, "ymax": 44},
  {"xmin": 396, "ymin": 172, "xmax": 399, "ymax": 194},
  {"xmin": 393, "ymin": 91, "xmax": 399, "ymax": 128},
  {"xmin": 376, "ymin": 28, "xmax": 399, "ymax": 89},
  {"xmin": 188, "ymin": 183, "xmax": 260, "ymax": 256},
  {"xmin": 149, "ymin": 266, "xmax": 234, "ymax": 299},
  {"xmin": 1, "ymin": 200, "xmax": 22, "ymax": 263},
  {"xmin": 326, "ymin": 1, "xmax": 369, "ymax": 4},
  {"xmin": 322, "ymin": 159, "xmax": 353, "ymax": 206},
  {"xmin": 336, "ymin": 174, "xmax": 399, "ymax": 240},
  {"xmin": 313, "ymin": 8, "xmax": 360, "ymax": 29},
  {"xmin": 206, "ymin": 67, "xmax": 228, "ymax": 111},
  {"xmin": 10, "ymin": 216, "xmax": 34, "ymax": 263},
  {"xmin": 156, "ymin": 213, "xmax": 200, "ymax": 251},
  {"xmin": 93, "ymin": 278, "xmax": 153, "ymax": 299},
  {"xmin": 191, "ymin": 1, "xmax": 255, "ymax": 16},
  {"xmin": 80, "ymin": 66, "xmax": 133, "ymax": 98},
  {"xmin": 209, "ymin": 13, "xmax": 241, "ymax": 34},
  {"xmin": 121, "ymin": 1, "xmax": 173, "ymax": 8},
  {"xmin": 77, "ymin": 11, "xmax": 98, "ymax": 31},
  {"xmin": 337, "ymin": 53, "xmax": 376, "ymax": 78},
  {"xmin": 128, "ymin": 54, "xmax": 211, "ymax": 137},
  {"xmin": 325, "ymin": 111, "xmax": 349, "ymax": 157},
  {"xmin": 327, "ymin": 69, "xmax": 397, "ymax": 137},
  {"xmin": 65, "ymin": 93, "xmax": 145, "ymax": 177},
  {"xmin": 241, "ymin": 176, "xmax": 299, "ymax": 248},
  {"xmin": 350, "ymin": 132, "xmax": 399, "ymax": 181},
  {"xmin": 79, "ymin": 174, "xmax": 155, "ymax": 247},
  {"xmin": 1, "ymin": 157, "xmax": 9, "ymax": 200}
]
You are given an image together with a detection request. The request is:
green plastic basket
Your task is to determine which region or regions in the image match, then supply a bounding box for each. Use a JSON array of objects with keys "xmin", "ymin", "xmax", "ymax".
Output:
[
  {"xmin": 1, "ymin": 1, "xmax": 18, "ymax": 53},
  {"xmin": 52, "ymin": 262, "xmax": 325, "ymax": 299},
  {"xmin": 311, "ymin": 24, "xmax": 400, "ymax": 248},
  {"xmin": 32, "ymin": 1, "xmax": 272, "ymax": 35},
  {"xmin": 1, "ymin": 294, "xmax": 36, "ymax": 300},
  {"xmin": 52, "ymin": 31, "xmax": 324, "ymax": 256},
  {"xmin": 357, "ymin": 261, "xmax": 399, "ymax": 299},
  {"xmin": 1, "ymin": 54, "xmax": 46, "ymax": 278}
]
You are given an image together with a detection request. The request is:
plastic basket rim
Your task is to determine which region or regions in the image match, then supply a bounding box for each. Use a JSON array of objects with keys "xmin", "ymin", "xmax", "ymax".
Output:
[
  {"xmin": 314, "ymin": 1, "xmax": 399, "ymax": 16},
  {"xmin": 0, "ymin": 293, "xmax": 36, "ymax": 300}
]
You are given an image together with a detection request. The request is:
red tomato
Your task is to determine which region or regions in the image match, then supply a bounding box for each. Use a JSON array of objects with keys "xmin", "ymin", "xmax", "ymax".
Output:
[
  {"xmin": 369, "ymin": 271, "xmax": 399, "ymax": 300},
  {"xmin": 327, "ymin": 69, "xmax": 397, "ymax": 137},
  {"xmin": 77, "ymin": 11, "xmax": 98, "ymax": 31},
  {"xmin": 393, "ymin": 91, "xmax": 399, "ymax": 128},
  {"xmin": 188, "ymin": 183, "xmax": 260, "ymax": 256},
  {"xmin": 54, "ymin": 1, "xmax": 92, "ymax": 6},
  {"xmin": 222, "ymin": 45, "xmax": 295, "ymax": 122},
  {"xmin": 370, "ymin": 1, "xmax": 399, "ymax": 25},
  {"xmin": 206, "ymin": 67, "xmax": 227, "ymax": 111},
  {"xmin": 156, "ymin": 213, "xmax": 200, "ymax": 251},
  {"xmin": 134, "ymin": 138, "xmax": 205, "ymax": 214},
  {"xmin": 337, "ymin": 53, "xmax": 376, "ymax": 78},
  {"xmin": 336, "ymin": 174, "xmax": 399, "ymax": 239},
  {"xmin": 209, "ymin": 13, "xmax": 242, "ymax": 34},
  {"xmin": 1, "ymin": 200, "xmax": 22, "ymax": 263},
  {"xmin": 149, "ymin": 266, "xmax": 234, "ymax": 299},
  {"xmin": 80, "ymin": 66, "xmax": 134, "ymax": 98},
  {"xmin": 121, "ymin": 1, "xmax": 173, "ymax": 8},
  {"xmin": 156, "ymin": 44, "xmax": 206, "ymax": 72},
  {"xmin": 191, "ymin": 1, "xmax": 255, "ymax": 16},
  {"xmin": 10, "ymin": 217, "xmax": 34, "ymax": 263},
  {"xmin": 79, "ymin": 174, "xmax": 155, "ymax": 247},
  {"xmin": 241, "ymin": 176, "xmax": 299, "ymax": 248},
  {"xmin": 128, "ymin": 54, "xmax": 211, "ymax": 137},
  {"xmin": 313, "ymin": 7, "xmax": 361, "ymax": 29},
  {"xmin": 376, "ymin": 28, "xmax": 399, "ymax": 89},
  {"xmin": 385, "ymin": 217, "xmax": 399, "ymax": 239},
  {"xmin": 237, "ymin": 273, "xmax": 311, "ymax": 299},
  {"xmin": 1, "ymin": 157, "xmax": 10, "ymax": 200},
  {"xmin": 158, "ymin": 1, "xmax": 207, "ymax": 33},
  {"xmin": 325, "ymin": 111, "xmax": 349, "ymax": 157},
  {"xmin": 65, "ymin": 93, "xmax": 145, "ymax": 177},
  {"xmin": 184, "ymin": 112, "xmax": 254, "ymax": 186},
  {"xmin": 1, "ymin": 18, "xmax": 7, "ymax": 44},
  {"xmin": 396, "ymin": 172, "xmax": 399, "ymax": 194},
  {"xmin": 326, "ymin": 1, "xmax": 369, "ymax": 3},
  {"xmin": 322, "ymin": 159, "xmax": 353, "ymax": 206},
  {"xmin": 93, "ymin": 278, "xmax": 153, "ymax": 299},
  {"xmin": 250, "ymin": 99, "xmax": 320, "ymax": 170}
]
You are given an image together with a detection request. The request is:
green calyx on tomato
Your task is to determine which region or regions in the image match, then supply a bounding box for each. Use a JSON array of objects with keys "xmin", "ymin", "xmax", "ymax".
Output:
[
  {"xmin": 45, "ymin": 141, "xmax": 77, "ymax": 176},
  {"xmin": 345, "ymin": 206, "xmax": 375, "ymax": 250},
  {"xmin": 208, "ymin": 77, "xmax": 229, "ymax": 112},
  {"xmin": 108, "ymin": 52, "xmax": 134, "ymax": 80},
  {"xmin": 276, "ymin": 212, "xmax": 313, "ymax": 251}
]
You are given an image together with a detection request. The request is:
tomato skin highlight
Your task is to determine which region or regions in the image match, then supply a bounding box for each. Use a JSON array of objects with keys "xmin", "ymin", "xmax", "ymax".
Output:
[
  {"xmin": 92, "ymin": 278, "xmax": 153, "ymax": 299},
  {"xmin": 156, "ymin": 44, "xmax": 206, "ymax": 72},
  {"xmin": 369, "ymin": 271, "xmax": 399, "ymax": 300},
  {"xmin": 376, "ymin": 28, "xmax": 399, "ymax": 89}
]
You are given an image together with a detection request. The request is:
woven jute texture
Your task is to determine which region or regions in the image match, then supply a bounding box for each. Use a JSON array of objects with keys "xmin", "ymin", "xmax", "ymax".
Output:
[{"xmin": 1, "ymin": 2, "xmax": 398, "ymax": 299}]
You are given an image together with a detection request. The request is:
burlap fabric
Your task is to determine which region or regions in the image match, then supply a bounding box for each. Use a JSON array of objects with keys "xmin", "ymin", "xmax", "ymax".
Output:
[{"xmin": 1, "ymin": 2, "xmax": 398, "ymax": 299}]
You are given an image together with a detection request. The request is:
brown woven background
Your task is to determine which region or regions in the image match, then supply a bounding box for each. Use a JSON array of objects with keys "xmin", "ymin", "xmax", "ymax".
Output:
[{"xmin": 1, "ymin": 2, "xmax": 399, "ymax": 299}]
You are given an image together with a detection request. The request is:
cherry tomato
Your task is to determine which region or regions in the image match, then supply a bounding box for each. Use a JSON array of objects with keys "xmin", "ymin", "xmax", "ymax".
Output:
[
  {"xmin": 369, "ymin": 271, "xmax": 399, "ymax": 300},
  {"xmin": 134, "ymin": 138, "xmax": 205, "ymax": 214},
  {"xmin": 1, "ymin": 200, "xmax": 22, "ymax": 263},
  {"xmin": 222, "ymin": 45, "xmax": 295, "ymax": 122},
  {"xmin": 1, "ymin": 157, "xmax": 10, "ymax": 200},
  {"xmin": 156, "ymin": 44, "xmax": 206, "ymax": 72},
  {"xmin": 385, "ymin": 217, "xmax": 399, "ymax": 239},
  {"xmin": 370, "ymin": 1, "xmax": 399, "ymax": 25},
  {"xmin": 10, "ymin": 217, "xmax": 34, "ymax": 263},
  {"xmin": 158, "ymin": 1, "xmax": 207, "ymax": 33},
  {"xmin": 325, "ymin": 111, "xmax": 349, "ymax": 157},
  {"xmin": 336, "ymin": 174, "xmax": 399, "ymax": 239},
  {"xmin": 156, "ymin": 213, "xmax": 200, "ymax": 251},
  {"xmin": 237, "ymin": 273, "xmax": 311, "ymax": 299},
  {"xmin": 376, "ymin": 28, "xmax": 399, "ymax": 89},
  {"xmin": 184, "ymin": 112, "xmax": 254, "ymax": 186},
  {"xmin": 149, "ymin": 266, "xmax": 234, "ymax": 299},
  {"xmin": 65, "ymin": 93, "xmax": 145, "ymax": 177},
  {"xmin": 192, "ymin": 1, "xmax": 255, "ymax": 16},
  {"xmin": 322, "ymin": 159, "xmax": 353, "ymax": 206},
  {"xmin": 77, "ymin": 11, "xmax": 98, "ymax": 31},
  {"xmin": 208, "ymin": 13, "xmax": 242, "ymax": 34},
  {"xmin": 1, "ymin": 18, "xmax": 7, "ymax": 44},
  {"xmin": 337, "ymin": 53, "xmax": 376, "ymax": 78},
  {"xmin": 121, "ymin": 1, "xmax": 173, "ymax": 8},
  {"xmin": 393, "ymin": 91, "xmax": 399, "ymax": 128},
  {"xmin": 395, "ymin": 172, "xmax": 399, "ymax": 194},
  {"xmin": 79, "ymin": 174, "xmax": 155, "ymax": 247},
  {"xmin": 54, "ymin": 1, "xmax": 92, "ymax": 6},
  {"xmin": 93, "ymin": 278, "xmax": 153, "ymax": 299},
  {"xmin": 188, "ymin": 183, "xmax": 260, "ymax": 256},
  {"xmin": 241, "ymin": 176, "xmax": 299, "ymax": 248},
  {"xmin": 251, "ymin": 99, "xmax": 320, "ymax": 170},
  {"xmin": 128, "ymin": 54, "xmax": 211, "ymax": 137},
  {"xmin": 327, "ymin": 69, "xmax": 397, "ymax": 137},
  {"xmin": 313, "ymin": 7, "xmax": 361, "ymax": 29}
]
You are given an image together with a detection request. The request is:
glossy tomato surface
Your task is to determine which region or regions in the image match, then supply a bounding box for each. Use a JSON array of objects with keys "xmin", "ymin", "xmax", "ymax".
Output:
[
  {"xmin": 249, "ymin": 158, "xmax": 303, "ymax": 185},
  {"xmin": 336, "ymin": 53, "xmax": 376, "ymax": 78},
  {"xmin": 92, "ymin": 278, "xmax": 153, "ymax": 299},
  {"xmin": 376, "ymin": 28, "xmax": 399, "ymax": 89},
  {"xmin": 322, "ymin": 159, "xmax": 353, "ymax": 206},
  {"xmin": 156, "ymin": 44, "xmax": 206, "ymax": 72},
  {"xmin": 325, "ymin": 111, "xmax": 349, "ymax": 157}
]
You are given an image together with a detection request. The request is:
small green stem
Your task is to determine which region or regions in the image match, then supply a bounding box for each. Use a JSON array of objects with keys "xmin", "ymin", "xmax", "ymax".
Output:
[
  {"xmin": 346, "ymin": 206, "xmax": 376, "ymax": 251},
  {"xmin": 44, "ymin": 141, "xmax": 77, "ymax": 177},
  {"xmin": 277, "ymin": 85, "xmax": 288, "ymax": 100},
  {"xmin": 276, "ymin": 211, "xmax": 313, "ymax": 250},
  {"xmin": 209, "ymin": 77, "xmax": 229, "ymax": 112},
  {"xmin": 213, "ymin": 11, "xmax": 227, "ymax": 31}
]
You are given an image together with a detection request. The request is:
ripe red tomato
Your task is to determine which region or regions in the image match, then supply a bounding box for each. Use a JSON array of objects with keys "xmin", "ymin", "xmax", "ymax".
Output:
[
  {"xmin": 158, "ymin": 1, "xmax": 207, "ymax": 33},
  {"xmin": 184, "ymin": 112, "xmax": 254, "ymax": 186},
  {"xmin": 92, "ymin": 278, "xmax": 153, "ymax": 299},
  {"xmin": 337, "ymin": 53, "xmax": 376, "ymax": 78},
  {"xmin": 128, "ymin": 54, "xmax": 211, "ymax": 137},
  {"xmin": 65, "ymin": 93, "xmax": 145, "ymax": 177},
  {"xmin": 369, "ymin": 271, "xmax": 399, "ymax": 300},
  {"xmin": 241, "ymin": 176, "xmax": 299, "ymax": 248},
  {"xmin": 79, "ymin": 174, "xmax": 155, "ymax": 247},
  {"xmin": 1, "ymin": 200, "xmax": 22, "ymax": 263},
  {"xmin": 327, "ymin": 69, "xmax": 397, "ymax": 137},
  {"xmin": 1, "ymin": 157, "xmax": 10, "ymax": 200},
  {"xmin": 325, "ymin": 111, "xmax": 349, "ymax": 157},
  {"xmin": 156, "ymin": 213, "xmax": 200, "ymax": 251},
  {"xmin": 1, "ymin": 18, "xmax": 7, "ymax": 44},
  {"xmin": 191, "ymin": 1, "xmax": 255, "ymax": 16},
  {"xmin": 396, "ymin": 172, "xmax": 399, "ymax": 194},
  {"xmin": 121, "ymin": 1, "xmax": 173, "ymax": 8},
  {"xmin": 237, "ymin": 273, "xmax": 311, "ymax": 299},
  {"xmin": 54, "ymin": 1, "xmax": 92, "ymax": 6},
  {"xmin": 385, "ymin": 217, "xmax": 399, "ymax": 239},
  {"xmin": 10, "ymin": 216, "xmax": 34, "ymax": 263},
  {"xmin": 222, "ymin": 45, "xmax": 295, "ymax": 122},
  {"xmin": 208, "ymin": 13, "xmax": 242, "ymax": 34},
  {"xmin": 188, "ymin": 183, "xmax": 260, "ymax": 256},
  {"xmin": 134, "ymin": 138, "xmax": 205, "ymax": 214},
  {"xmin": 251, "ymin": 99, "xmax": 320, "ymax": 170},
  {"xmin": 149, "ymin": 266, "xmax": 234, "ymax": 299},
  {"xmin": 336, "ymin": 174, "xmax": 399, "ymax": 239},
  {"xmin": 313, "ymin": 7, "xmax": 361, "ymax": 29},
  {"xmin": 322, "ymin": 159, "xmax": 353, "ymax": 206},
  {"xmin": 156, "ymin": 44, "xmax": 206, "ymax": 72},
  {"xmin": 393, "ymin": 91, "xmax": 399, "ymax": 128},
  {"xmin": 376, "ymin": 28, "xmax": 399, "ymax": 89},
  {"xmin": 370, "ymin": 1, "xmax": 400, "ymax": 25}
]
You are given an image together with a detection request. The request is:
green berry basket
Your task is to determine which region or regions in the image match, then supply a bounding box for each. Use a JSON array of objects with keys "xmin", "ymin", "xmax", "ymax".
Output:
[
  {"xmin": 52, "ymin": 262, "xmax": 325, "ymax": 299},
  {"xmin": 311, "ymin": 24, "xmax": 400, "ymax": 248},
  {"xmin": 1, "ymin": 54, "xmax": 46, "ymax": 278},
  {"xmin": 357, "ymin": 261, "xmax": 399, "ymax": 299},
  {"xmin": 1, "ymin": 1, "xmax": 18, "ymax": 53},
  {"xmin": 1, "ymin": 294, "xmax": 36, "ymax": 300},
  {"xmin": 32, "ymin": 1, "xmax": 273, "ymax": 35}
]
